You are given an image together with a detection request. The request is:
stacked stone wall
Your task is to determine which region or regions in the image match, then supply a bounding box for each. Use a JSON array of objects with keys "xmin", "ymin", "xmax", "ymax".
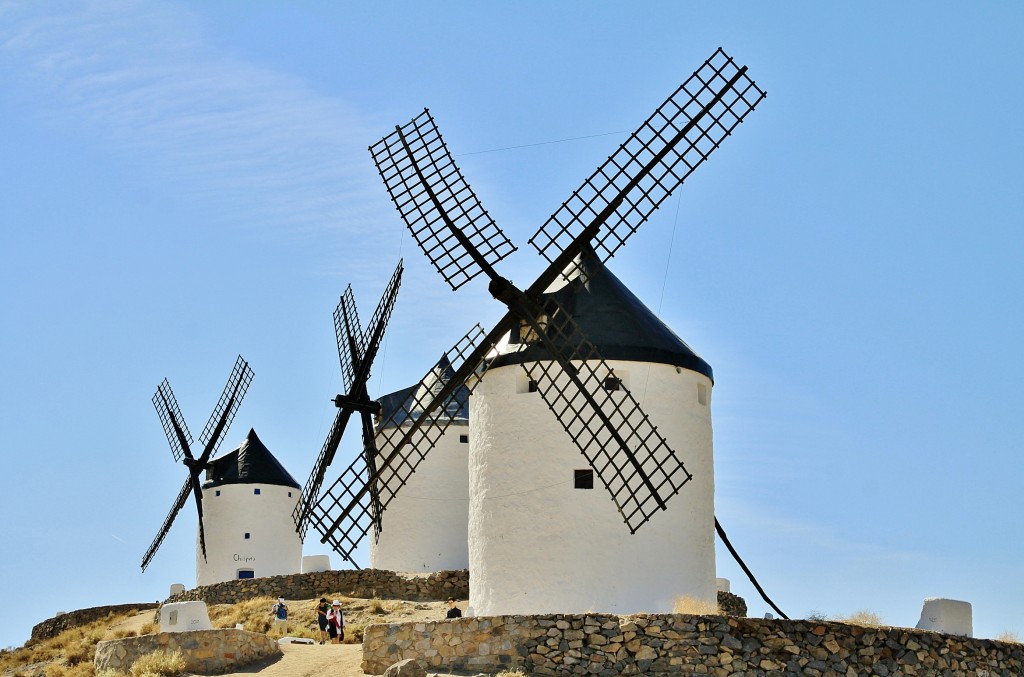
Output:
[
  {"xmin": 94, "ymin": 628, "xmax": 278, "ymax": 674},
  {"xmin": 30, "ymin": 603, "xmax": 159, "ymax": 643},
  {"xmin": 363, "ymin": 613, "xmax": 1024, "ymax": 676},
  {"xmin": 167, "ymin": 569, "xmax": 468, "ymax": 605}
]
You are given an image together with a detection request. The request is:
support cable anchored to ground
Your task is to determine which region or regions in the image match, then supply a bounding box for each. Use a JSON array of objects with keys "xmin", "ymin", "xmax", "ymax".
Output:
[{"xmin": 715, "ymin": 516, "xmax": 789, "ymax": 620}]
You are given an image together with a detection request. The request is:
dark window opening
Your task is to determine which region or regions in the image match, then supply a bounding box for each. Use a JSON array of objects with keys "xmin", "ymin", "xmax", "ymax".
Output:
[
  {"xmin": 237, "ymin": 569, "xmax": 255, "ymax": 579},
  {"xmin": 253, "ymin": 488, "xmax": 261, "ymax": 495},
  {"xmin": 215, "ymin": 490, "xmax": 221, "ymax": 496},
  {"xmin": 527, "ymin": 380, "xmax": 539, "ymax": 393},
  {"xmin": 603, "ymin": 376, "xmax": 622, "ymax": 392},
  {"xmin": 459, "ymin": 434, "xmax": 469, "ymax": 444},
  {"xmin": 244, "ymin": 532, "xmax": 250, "ymax": 539},
  {"xmin": 574, "ymin": 469, "xmax": 594, "ymax": 489}
]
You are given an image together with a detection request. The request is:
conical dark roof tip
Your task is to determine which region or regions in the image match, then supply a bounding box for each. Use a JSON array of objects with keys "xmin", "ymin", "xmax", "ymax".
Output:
[
  {"xmin": 491, "ymin": 257, "xmax": 713, "ymax": 381},
  {"xmin": 204, "ymin": 428, "xmax": 300, "ymax": 489}
]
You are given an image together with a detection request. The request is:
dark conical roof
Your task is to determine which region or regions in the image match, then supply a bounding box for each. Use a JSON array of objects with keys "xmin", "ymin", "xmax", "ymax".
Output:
[
  {"xmin": 376, "ymin": 355, "xmax": 471, "ymax": 429},
  {"xmin": 490, "ymin": 256, "xmax": 713, "ymax": 381},
  {"xmin": 204, "ymin": 428, "xmax": 300, "ymax": 489}
]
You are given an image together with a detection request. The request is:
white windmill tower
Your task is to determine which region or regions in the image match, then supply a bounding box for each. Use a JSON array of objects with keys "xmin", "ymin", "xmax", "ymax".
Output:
[
  {"xmin": 198, "ymin": 428, "xmax": 302, "ymax": 585},
  {"xmin": 467, "ymin": 256, "xmax": 716, "ymax": 613},
  {"xmin": 142, "ymin": 357, "xmax": 303, "ymax": 585},
  {"xmin": 369, "ymin": 363, "xmax": 471, "ymax": 572},
  {"xmin": 311, "ymin": 48, "xmax": 766, "ymax": 611}
]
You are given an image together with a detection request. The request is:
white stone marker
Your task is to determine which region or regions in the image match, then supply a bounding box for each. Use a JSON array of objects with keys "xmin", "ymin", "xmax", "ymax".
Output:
[
  {"xmin": 915, "ymin": 597, "xmax": 973, "ymax": 637},
  {"xmin": 159, "ymin": 600, "xmax": 213, "ymax": 633},
  {"xmin": 302, "ymin": 554, "xmax": 331, "ymax": 573}
]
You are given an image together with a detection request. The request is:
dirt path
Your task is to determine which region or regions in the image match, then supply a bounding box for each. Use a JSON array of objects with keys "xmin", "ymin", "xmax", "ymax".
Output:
[
  {"xmin": 221, "ymin": 642, "xmax": 360, "ymax": 676},
  {"xmin": 219, "ymin": 642, "xmax": 475, "ymax": 677}
]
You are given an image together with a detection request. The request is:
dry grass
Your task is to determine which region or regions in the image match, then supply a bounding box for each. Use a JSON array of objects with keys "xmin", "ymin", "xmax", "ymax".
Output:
[
  {"xmin": 494, "ymin": 669, "xmax": 527, "ymax": 677},
  {"xmin": 995, "ymin": 630, "xmax": 1021, "ymax": 644},
  {"xmin": 128, "ymin": 649, "xmax": 186, "ymax": 676},
  {"xmin": 0, "ymin": 613, "xmax": 132, "ymax": 676},
  {"xmin": 835, "ymin": 610, "xmax": 885, "ymax": 627},
  {"xmin": 2, "ymin": 595, "xmax": 448, "ymax": 674},
  {"xmin": 672, "ymin": 595, "xmax": 722, "ymax": 615}
]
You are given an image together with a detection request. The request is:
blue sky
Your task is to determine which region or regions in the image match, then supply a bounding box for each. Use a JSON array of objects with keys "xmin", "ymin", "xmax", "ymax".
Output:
[{"xmin": 1, "ymin": 1, "xmax": 1022, "ymax": 650}]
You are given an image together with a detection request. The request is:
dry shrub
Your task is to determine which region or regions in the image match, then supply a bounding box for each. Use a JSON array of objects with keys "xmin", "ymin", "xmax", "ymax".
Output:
[
  {"xmin": 129, "ymin": 649, "xmax": 186, "ymax": 677},
  {"xmin": 367, "ymin": 598, "xmax": 387, "ymax": 614},
  {"xmin": 343, "ymin": 622, "xmax": 365, "ymax": 644},
  {"xmin": 996, "ymin": 630, "xmax": 1021, "ymax": 644},
  {"xmin": 835, "ymin": 610, "xmax": 885, "ymax": 627},
  {"xmin": 45, "ymin": 662, "xmax": 96, "ymax": 677},
  {"xmin": 62, "ymin": 636, "xmax": 96, "ymax": 666},
  {"xmin": 672, "ymin": 595, "xmax": 721, "ymax": 615},
  {"xmin": 208, "ymin": 596, "xmax": 276, "ymax": 634},
  {"xmin": 1, "ymin": 612, "xmax": 141, "ymax": 676},
  {"xmin": 139, "ymin": 622, "xmax": 158, "ymax": 635}
]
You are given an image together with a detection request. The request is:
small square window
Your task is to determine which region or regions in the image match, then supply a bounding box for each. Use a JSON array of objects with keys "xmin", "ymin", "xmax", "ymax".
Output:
[
  {"xmin": 244, "ymin": 532, "xmax": 250, "ymax": 540},
  {"xmin": 459, "ymin": 434, "xmax": 469, "ymax": 444},
  {"xmin": 574, "ymin": 469, "xmax": 594, "ymax": 489},
  {"xmin": 603, "ymin": 376, "xmax": 622, "ymax": 392},
  {"xmin": 254, "ymin": 488, "xmax": 261, "ymax": 495},
  {"xmin": 527, "ymin": 380, "xmax": 538, "ymax": 393},
  {"xmin": 215, "ymin": 490, "xmax": 221, "ymax": 496}
]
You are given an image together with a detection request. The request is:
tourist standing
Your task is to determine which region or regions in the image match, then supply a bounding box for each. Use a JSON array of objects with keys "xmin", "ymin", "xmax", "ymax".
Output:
[
  {"xmin": 326, "ymin": 599, "xmax": 345, "ymax": 643},
  {"xmin": 446, "ymin": 597, "xmax": 462, "ymax": 618},
  {"xmin": 270, "ymin": 597, "xmax": 289, "ymax": 635}
]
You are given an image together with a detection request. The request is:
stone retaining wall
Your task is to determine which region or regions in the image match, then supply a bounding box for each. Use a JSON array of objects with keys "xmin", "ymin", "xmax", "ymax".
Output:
[
  {"xmin": 94, "ymin": 629, "xmax": 278, "ymax": 674},
  {"xmin": 167, "ymin": 569, "xmax": 468, "ymax": 605},
  {"xmin": 362, "ymin": 613, "xmax": 1024, "ymax": 675},
  {"xmin": 30, "ymin": 603, "xmax": 159, "ymax": 643}
]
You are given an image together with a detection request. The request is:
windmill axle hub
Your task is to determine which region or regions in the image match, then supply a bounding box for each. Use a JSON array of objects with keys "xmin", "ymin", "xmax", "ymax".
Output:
[{"xmin": 333, "ymin": 394, "xmax": 382, "ymax": 416}]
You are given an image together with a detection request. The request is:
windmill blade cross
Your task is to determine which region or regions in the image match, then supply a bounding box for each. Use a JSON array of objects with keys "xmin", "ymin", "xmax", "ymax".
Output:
[
  {"xmin": 294, "ymin": 261, "xmax": 403, "ymax": 539},
  {"xmin": 142, "ymin": 355, "xmax": 253, "ymax": 572},
  {"xmin": 529, "ymin": 47, "xmax": 766, "ymax": 265}
]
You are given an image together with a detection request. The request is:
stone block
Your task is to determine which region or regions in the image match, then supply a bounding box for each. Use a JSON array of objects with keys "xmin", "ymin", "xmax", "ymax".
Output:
[
  {"xmin": 302, "ymin": 554, "xmax": 331, "ymax": 573},
  {"xmin": 916, "ymin": 598, "xmax": 973, "ymax": 637},
  {"xmin": 159, "ymin": 600, "xmax": 213, "ymax": 633}
]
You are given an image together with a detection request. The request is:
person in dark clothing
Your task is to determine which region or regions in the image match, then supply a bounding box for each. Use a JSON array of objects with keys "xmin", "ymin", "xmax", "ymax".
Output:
[
  {"xmin": 315, "ymin": 597, "xmax": 330, "ymax": 644},
  {"xmin": 446, "ymin": 597, "xmax": 463, "ymax": 618}
]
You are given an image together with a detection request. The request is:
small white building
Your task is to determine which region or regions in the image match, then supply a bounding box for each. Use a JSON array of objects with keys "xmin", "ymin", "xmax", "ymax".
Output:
[
  {"xmin": 370, "ymin": 361, "xmax": 470, "ymax": 572},
  {"xmin": 197, "ymin": 429, "xmax": 303, "ymax": 586},
  {"xmin": 468, "ymin": 259, "xmax": 716, "ymax": 616}
]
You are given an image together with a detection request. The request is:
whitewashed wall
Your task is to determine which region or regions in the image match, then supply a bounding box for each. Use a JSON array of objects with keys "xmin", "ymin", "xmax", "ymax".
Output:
[
  {"xmin": 468, "ymin": 360, "xmax": 715, "ymax": 616},
  {"xmin": 196, "ymin": 483, "xmax": 302, "ymax": 586},
  {"xmin": 370, "ymin": 424, "xmax": 470, "ymax": 572}
]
